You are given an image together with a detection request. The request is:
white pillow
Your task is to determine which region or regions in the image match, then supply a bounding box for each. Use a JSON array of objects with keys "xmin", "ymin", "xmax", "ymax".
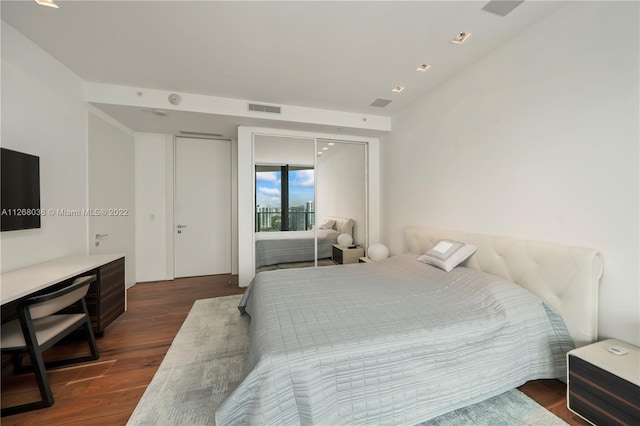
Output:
[
  {"xmin": 318, "ymin": 218, "xmax": 337, "ymax": 230},
  {"xmin": 418, "ymin": 239, "xmax": 478, "ymax": 272}
]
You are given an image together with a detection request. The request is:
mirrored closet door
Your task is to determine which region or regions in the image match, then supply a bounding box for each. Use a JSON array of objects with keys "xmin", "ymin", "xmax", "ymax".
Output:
[
  {"xmin": 253, "ymin": 135, "xmax": 316, "ymax": 272},
  {"xmin": 252, "ymin": 134, "xmax": 368, "ymax": 273},
  {"xmin": 315, "ymin": 139, "xmax": 367, "ymax": 264}
]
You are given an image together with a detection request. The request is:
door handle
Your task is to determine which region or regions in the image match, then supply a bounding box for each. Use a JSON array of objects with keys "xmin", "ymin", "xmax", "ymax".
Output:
[
  {"xmin": 95, "ymin": 233, "xmax": 109, "ymax": 239},
  {"xmin": 176, "ymin": 225, "xmax": 187, "ymax": 229}
]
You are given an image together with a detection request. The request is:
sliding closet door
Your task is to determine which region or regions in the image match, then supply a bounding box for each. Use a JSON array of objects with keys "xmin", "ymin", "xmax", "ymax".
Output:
[
  {"xmin": 316, "ymin": 140, "xmax": 367, "ymax": 261},
  {"xmin": 253, "ymin": 135, "xmax": 315, "ymax": 271}
]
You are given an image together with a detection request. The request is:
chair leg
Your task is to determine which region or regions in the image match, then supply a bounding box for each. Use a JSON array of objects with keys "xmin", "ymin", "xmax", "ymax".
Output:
[
  {"xmin": 27, "ymin": 342, "xmax": 54, "ymax": 407},
  {"xmin": 84, "ymin": 320, "xmax": 99, "ymax": 361},
  {"xmin": 1, "ymin": 344, "xmax": 53, "ymax": 417},
  {"xmin": 81, "ymin": 298, "xmax": 99, "ymax": 361},
  {"xmin": 11, "ymin": 352, "xmax": 24, "ymax": 374}
]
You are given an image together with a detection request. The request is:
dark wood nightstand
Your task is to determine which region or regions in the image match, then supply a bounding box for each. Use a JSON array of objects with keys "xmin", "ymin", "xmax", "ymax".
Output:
[{"xmin": 567, "ymin": 339, "xmax": 640, "ymax": 425}]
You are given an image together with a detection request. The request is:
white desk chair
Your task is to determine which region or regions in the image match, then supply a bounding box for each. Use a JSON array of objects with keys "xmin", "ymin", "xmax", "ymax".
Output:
[{"xmin": 1, "ymin": 275, "xmax": 100, "ymax": 416}]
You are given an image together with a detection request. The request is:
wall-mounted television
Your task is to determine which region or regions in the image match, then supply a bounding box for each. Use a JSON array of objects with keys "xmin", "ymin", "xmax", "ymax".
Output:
[{"xmin": 1, "ymin": 148, "xmax": 41, "ymax": 232}]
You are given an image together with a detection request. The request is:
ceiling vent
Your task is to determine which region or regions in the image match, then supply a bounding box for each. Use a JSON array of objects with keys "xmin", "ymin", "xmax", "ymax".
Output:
[
  {"xmin": 179, "ymin": 131, "xmax": 224, "ymax": 138},
  {"xmin": 481, "ymin": 0, "xmax": 524, "ymax": 17},
  {"xmin": 370, "ymin": 98, "xmax": 392, "ymax": 108},
  {"xmin": 248, "ymin": 103, "xmax": 281, "ymax": 114}
]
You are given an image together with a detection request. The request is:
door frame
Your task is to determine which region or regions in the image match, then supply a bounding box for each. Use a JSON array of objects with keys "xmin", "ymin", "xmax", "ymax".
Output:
[{"xmin": 237, "ymin": 126, "xmax": 381, "ymax": 288}]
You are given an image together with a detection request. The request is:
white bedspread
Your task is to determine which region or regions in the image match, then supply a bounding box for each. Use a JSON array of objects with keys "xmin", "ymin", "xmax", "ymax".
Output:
[{"xmin": 217, "ymin": 254, "xmax": 573, "ymax": 425}]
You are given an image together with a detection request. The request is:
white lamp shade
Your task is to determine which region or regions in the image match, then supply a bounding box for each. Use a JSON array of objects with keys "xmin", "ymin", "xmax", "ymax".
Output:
[
  {"xmin": 367, "ymin": 243, "xmax": 389, "ymax": 262},
  {"xmin": 337, "ymin": 233, "xmax": 353, "ymax": 246}
]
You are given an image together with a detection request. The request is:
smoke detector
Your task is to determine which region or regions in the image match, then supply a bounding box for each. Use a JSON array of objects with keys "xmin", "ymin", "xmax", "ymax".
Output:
[{"xmin": 168, "ymin": 93, "xmax": 182, "ymax": 105}]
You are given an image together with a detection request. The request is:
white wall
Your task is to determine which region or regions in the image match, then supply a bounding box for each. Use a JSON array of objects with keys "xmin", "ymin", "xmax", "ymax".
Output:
[
  {"xmin": 88, "ymin": 111, "xmax": 136, "ymax": 288},
  {"xmin": 1, "ymin": 22, "xmax": 88, "ymax": 271},
  {"xmin": 254, "ymin": 135, "xmax": 315, "ymax": 165},
  {"xmin": 134, "ymin": 132, "xmax": 239, "ymax": 282},
  {"xmin": 381, "ymin": 2, "xmax": 639, "ymax": 345},
  {"xmin": 135, "ymin": 133, "xmax": 173, "ymax": 282}
]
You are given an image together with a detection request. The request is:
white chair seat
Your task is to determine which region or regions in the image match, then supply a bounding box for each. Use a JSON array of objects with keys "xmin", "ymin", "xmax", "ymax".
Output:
[{"xmin": 1, "ymin": 314, "xmax": 86, "ymax": 350}]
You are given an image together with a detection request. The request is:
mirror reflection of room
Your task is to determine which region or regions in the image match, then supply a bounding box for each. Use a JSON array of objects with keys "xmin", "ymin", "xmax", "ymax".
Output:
[
  {"xmin": 254, "ymin": 136, "xmax": 322, "ymax": 272},
  {"xmin": 253, "ymin": 135, "xmax": 367, "ymax": 273},
  {"xmin": 255, "ymin": 165, "xmax": 315, "ymax": 233},
  {"xmin": 315, "ymin": 139, "xmax": 367, "ymax": 265}
]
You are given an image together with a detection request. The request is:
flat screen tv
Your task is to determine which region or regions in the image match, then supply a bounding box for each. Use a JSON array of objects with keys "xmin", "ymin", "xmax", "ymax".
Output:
[{"xmin": 1, "ymin": 148, "xmax": 41, "ymax": 231}]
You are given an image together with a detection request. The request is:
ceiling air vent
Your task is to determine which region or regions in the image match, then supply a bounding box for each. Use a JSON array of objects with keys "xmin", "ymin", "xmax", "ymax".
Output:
[
  {"xmin": 370, "ymin": 98, "xmax": 392, "ymax": 108},
  {"xmin": 248, "ymin": 103, "xmax": 281, "ymax": 114},
  {"xmin": 179, "ymin": 131, "xmax": 224, "ymax": 138},
  {"xmin": 481, "ymin": 0, "xmax": 524, "ymax": 17}
]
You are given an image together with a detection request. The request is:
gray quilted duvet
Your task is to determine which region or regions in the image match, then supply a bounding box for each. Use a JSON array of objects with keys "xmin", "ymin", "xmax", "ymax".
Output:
[{"xmin": 216, "ymin": 254, "xmax": 573, "ymax": 425}]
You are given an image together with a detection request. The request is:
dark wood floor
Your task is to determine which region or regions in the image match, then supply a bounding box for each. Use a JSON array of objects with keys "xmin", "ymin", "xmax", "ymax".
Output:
[{"xmin": 1, "ymin": 275, "xmax": 587, "ymax": 425}]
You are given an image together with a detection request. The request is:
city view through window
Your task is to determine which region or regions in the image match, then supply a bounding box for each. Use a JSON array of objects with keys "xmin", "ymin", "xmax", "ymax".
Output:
[{"xmin": 256, "ymin": 166, "xmax": 315, "ymax": 232}]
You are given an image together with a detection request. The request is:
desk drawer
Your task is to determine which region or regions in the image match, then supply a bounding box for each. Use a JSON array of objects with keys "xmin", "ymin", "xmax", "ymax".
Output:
[{"xmin": 95, "ymin": 258, "xmax": 125, "ymax": 334}]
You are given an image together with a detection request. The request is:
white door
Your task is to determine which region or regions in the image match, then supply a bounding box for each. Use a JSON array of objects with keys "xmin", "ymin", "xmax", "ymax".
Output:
[{"xmin": 175, "ymin": 137, "xmax": 231, "ymax": 277}]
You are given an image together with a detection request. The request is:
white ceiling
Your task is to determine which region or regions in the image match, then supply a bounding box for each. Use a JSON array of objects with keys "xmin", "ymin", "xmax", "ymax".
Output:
[{"xmin": 1, "ymin": 0, "xmax": 565, "ymax": 136}]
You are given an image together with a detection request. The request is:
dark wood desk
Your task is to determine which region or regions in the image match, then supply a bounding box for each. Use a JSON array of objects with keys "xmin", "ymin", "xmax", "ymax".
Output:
[{"xmin": 1, "ymin": 254, "xmax": 125, "ymax": 335}]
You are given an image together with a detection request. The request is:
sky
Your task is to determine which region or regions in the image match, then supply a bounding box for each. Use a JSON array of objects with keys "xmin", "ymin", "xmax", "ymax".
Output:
[{"xmin": 256, "ymin": 169, "xmax": 315, "ymax": 208}]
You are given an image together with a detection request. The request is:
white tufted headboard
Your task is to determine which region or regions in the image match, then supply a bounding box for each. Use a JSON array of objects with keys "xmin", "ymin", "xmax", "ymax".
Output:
[
  {"xmin": 404, "ymin": 226, "xmax": 603, "ymax": 348},
  {"xmin": 325, "ymin": 216, "xmax": 354, "ymax": 236}
]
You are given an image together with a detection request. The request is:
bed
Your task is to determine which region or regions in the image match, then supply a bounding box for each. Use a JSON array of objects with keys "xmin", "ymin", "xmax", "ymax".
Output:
[
  {"xmin": 255, "ymin": 216, "xmax": 354, "ymax": 268},
  {"xmin": 217, "ymin": 226, "xmax": 603, "ymax": 425}
]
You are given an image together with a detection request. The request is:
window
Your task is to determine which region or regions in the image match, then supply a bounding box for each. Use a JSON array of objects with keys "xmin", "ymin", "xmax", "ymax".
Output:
[{"xmin": 255, "ymin": 165, "xmax": 314, "ymax": 232}]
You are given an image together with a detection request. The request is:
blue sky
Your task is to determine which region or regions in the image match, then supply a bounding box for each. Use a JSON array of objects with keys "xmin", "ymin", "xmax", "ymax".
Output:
[{"xmin": 256, "ymin": 170, "xmax": 314, "ymax": 208}]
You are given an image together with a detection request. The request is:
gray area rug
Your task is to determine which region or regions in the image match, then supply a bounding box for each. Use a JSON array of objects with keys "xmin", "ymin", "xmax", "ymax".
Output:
[{"xmin": 128, "ymin": 294, "xmax": 567, "ymax": 426}]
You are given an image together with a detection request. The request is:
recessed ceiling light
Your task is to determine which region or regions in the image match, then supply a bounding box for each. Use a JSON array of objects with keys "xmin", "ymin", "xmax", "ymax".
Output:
[
  {"xmin": 322, "ymin": 147, "xmax": 329, "ymax": 150},
  {"xmin": 416, "ymin": 64, "xmax": 432, "ymax": 72},
  {"xmin": 35, "ymin": 0, "xmax": 59, "ymax": 8},
  {"xmin": 451, "ymin": 32, "xmax": 472, "ymax": 44},
  {"xmin": 317, "ymin": 152, "xmax": 323, "ymax": 155},
  {"xmin": 392, "ymin": 86, "xmax": 405, "ymax": 93},
  {"xmin": 328, "ymin": 142, "xmax": 335, "ymax": 146}
]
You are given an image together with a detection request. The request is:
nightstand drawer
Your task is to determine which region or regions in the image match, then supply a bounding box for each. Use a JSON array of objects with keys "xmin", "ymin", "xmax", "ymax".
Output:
[
  {"xmin": 568, "ymin": 355, "xmax": 640, "ymax": 425},
  {"xmin": 332, "ymin": 245, "xmax": 343, "ymax": 263},
  {"xmin": 332, "ymin": 245, "xmax": 364, "ymax": 264},
  {"xmin": 567, "ymin": 339, "xmax": 640, "ymax": 426}
]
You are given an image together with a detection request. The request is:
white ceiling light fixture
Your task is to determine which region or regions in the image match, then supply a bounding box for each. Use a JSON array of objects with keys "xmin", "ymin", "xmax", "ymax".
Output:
[
  {"xmin": 35, "ymin": 0, "xmax": 59, "ymax": 8},
  {"xmin": 416, "ymin": 64, "xmax": 432, "ymax": 72},
  {"xmin": 392, "ymin": 85, "xmax": 405, "ymax": 93},
  {"xmin": 451, "ymin": 32, "xmax": 472, "ymax": 44}
]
